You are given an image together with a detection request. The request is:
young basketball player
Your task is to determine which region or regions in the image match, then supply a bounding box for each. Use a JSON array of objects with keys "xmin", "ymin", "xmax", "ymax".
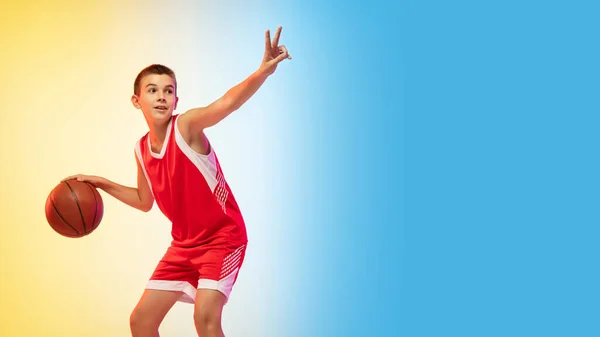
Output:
[{"xmin": 62, "ymin": 27, "xmax": 291, "ymax": 337}]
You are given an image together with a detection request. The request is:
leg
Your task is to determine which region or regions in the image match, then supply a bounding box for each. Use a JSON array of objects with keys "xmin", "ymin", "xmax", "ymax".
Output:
[
  {"xmin": 130, "ymin": 289, "xmax": 183, "ymax": 337},
  {"xmin": 194, "ymin": 289, "xmax": 227, "ymax": 337},
  {"xmin": 190, "ymin": 244, "xmax": 248, "ymax": 337},
  {"xmin": 132, "ymin": 246, "xmax": 200, "ymax": 336}
]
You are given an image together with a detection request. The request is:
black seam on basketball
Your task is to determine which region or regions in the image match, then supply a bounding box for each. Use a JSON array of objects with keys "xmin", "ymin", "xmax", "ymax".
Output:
[
  {"xmin": 64, "ymin": 181, "xmax": 87, "ymax": 234},
  {"xmin": 84, "ymin": 182, "xmax": 98, "ymax": 230},
  {"xmin": 51, "ymin": 199, "xmax": 80, "ymax": 236}
]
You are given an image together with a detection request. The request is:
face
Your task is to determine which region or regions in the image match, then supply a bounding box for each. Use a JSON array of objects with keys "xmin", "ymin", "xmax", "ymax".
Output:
[{"xmin": 131, "ymin": 74, "xmax": 178, "ymax": 123}]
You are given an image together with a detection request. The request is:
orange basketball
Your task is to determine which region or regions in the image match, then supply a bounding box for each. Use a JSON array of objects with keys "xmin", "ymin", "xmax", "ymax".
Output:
[{"xmin": 45, "ymin": 180, "xmax": 104, "ymax": 238}]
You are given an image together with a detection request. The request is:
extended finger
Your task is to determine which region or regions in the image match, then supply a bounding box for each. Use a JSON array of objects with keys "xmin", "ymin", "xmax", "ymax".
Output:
[
  {"xmin": 272, "ymin": 26, "xmax": 282, "ymax": 48},
  {"xmin": 265, "ymin": 29, "xmax": 271, "ymax": 52}
]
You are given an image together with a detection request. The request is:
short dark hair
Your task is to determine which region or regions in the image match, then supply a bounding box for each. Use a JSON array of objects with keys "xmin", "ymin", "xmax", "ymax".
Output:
[{"xmin": 133, "ymin": 64, "xmax": 177, "ymax": 96}]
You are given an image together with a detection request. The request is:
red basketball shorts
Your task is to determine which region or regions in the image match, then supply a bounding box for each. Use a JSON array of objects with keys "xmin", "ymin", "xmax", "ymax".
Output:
[{"xmin": 145, "ymin": 244, "xmax": 246, "ymax": 304}]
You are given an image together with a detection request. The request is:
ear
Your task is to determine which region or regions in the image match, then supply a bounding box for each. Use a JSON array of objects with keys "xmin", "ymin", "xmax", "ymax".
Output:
[
  {"xmin": 173, "ymin": 96, "xmax": 179, "ymax": 110},
  {"xmin": 131, "ymin": 95, "xmax": 141, "ymax": 109}
]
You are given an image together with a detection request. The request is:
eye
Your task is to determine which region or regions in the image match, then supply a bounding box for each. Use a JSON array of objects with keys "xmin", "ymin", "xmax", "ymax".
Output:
[
  {"xmin": 148, "ymin": 88, "xmax": 156, "ymax": 93},
  {"xmin": 166, "ymin": 89, "xmax": 173, "ymax": 94}
]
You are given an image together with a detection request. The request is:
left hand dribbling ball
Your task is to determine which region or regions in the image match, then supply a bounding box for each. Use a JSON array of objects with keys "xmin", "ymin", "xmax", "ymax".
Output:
[{"xmin": 45, "ymin": 180, "xmax": 104, "ymax": 238}]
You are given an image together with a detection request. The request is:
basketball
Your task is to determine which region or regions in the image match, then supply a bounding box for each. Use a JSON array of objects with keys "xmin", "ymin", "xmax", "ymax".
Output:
[{"xmin": 45, "ymin": 180, "xmax": 104, "ymax": 238}]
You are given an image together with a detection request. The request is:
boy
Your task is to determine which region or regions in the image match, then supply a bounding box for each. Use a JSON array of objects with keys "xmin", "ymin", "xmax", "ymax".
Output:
[{"xmin": 62, "ymin": 27, "xmax": 291, "ymax": 337}]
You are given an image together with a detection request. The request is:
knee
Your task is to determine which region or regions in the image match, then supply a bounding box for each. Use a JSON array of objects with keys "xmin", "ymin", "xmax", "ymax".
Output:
[
  {"xmin": 130, "ymin": 307, "xmax": 159, "ymax": 332},
  {"xmin": 194, "ymin": 306, "xmax": 221, "ymax": 334}
]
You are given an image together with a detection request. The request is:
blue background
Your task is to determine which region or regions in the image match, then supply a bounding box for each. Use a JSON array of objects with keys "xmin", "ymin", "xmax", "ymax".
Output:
[
  {"xmin": 400, "ymin": 1, "xmax": 599, "ymax": 336},
  {"xmin": 270, "ymin": 1, "xmax": 402, "ymax": 336},
  {"xmin": 272, "ymin": 0, "xmax": 600, "ymax": 336}
]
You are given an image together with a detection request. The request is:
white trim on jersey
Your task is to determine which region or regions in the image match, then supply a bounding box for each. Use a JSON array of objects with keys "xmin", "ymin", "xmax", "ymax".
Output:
[
  {"xmin": 135, "ymin": 139, "xmax": 155, "ymax": 199},
  {"xmin": 173, "ymin": 115, "xmax": 219, "ymax": 193},
  {"xmin": 148, "ymin": 117, "xmax": 173, "ymax": 159},
  {"xmin": 136, "ymin": 115, "xmax": 230, "ymax": 213}
]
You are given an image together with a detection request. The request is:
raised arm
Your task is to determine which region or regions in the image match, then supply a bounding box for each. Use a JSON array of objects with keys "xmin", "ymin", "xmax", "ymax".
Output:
[{"xmin": 178, "ymin": 26, "xmax": 291, "ymax": 134}]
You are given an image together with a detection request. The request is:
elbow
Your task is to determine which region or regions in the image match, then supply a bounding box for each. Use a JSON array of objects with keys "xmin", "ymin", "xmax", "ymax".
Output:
[{"xmin": 139, "ymin": 202, "xmax": 153, "ymax": 212}]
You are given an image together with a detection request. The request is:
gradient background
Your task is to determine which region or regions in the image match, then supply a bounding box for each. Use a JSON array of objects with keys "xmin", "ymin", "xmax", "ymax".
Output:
[
  {"xmin": 0, "ymin": 1, "xmax": 402, "ymax": 337},
  {"xmin": 7, "ymin": 1, "xmax": 599, "ymax": 337}
]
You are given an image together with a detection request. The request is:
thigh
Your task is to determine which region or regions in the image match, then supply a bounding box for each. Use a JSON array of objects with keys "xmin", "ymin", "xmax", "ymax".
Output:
[
  {"xmin": 193, "ymin": 289, "xmax": 227, "ymax": 336},
  {"xmin": 194, "ymin": 288, "xmax": 227, "ymax": 317},
  {"xmin": 131, "ymin": 289, "xmax": 183, "ymax": 323}
]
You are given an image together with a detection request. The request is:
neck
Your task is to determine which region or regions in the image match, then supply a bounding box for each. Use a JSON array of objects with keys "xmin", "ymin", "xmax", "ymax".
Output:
[{"xmin": 146, "ymin": 115, "xmax": 171, "ymax": 151}]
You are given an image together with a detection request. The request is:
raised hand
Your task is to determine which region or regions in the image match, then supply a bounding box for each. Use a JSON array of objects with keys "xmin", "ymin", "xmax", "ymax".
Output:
[{"xmin": 260, "ymin": 26, "xmax": 291, "ymax": 76}]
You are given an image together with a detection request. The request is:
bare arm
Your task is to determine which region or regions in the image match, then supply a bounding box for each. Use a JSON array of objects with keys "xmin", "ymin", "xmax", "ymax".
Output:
[
  {"xmin": 179, "ymin": 26, "xmax": 291, "ymax": 134},
  {"xmin": 95, "ymin": 178, "xmax": 152, "ymax": 212},
  {"xmin": 180, "ymin": 70, "xmax": 270, "ymax": 131},
  {"xmin": 61, "ymin": 154, "xmax": 154, "ymax": 212}
]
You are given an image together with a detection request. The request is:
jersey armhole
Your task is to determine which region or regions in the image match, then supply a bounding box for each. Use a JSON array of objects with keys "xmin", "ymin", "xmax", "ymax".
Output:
[{"xmin": 135, "ymin": 138, "xmax": 155, "ymax": 198}]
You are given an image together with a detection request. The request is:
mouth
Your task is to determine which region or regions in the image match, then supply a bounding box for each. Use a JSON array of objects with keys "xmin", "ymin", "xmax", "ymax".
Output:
[{"xmin": 154, "ymin": 106, "xmax": 168, "ymax": 111}]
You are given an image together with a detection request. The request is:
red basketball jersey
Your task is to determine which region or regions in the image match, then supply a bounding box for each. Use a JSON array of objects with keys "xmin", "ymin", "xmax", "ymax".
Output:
[{"xmin": 134, "ymin": 114, "xmax": 247, "ymax": 248}]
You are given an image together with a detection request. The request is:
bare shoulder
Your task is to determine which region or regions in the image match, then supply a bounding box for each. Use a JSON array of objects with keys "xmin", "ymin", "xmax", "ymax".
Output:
[
  {"xmin": 176, "ymin": 112, "xmax": 192, "ymax": 143},
  {"xmin": 176, "ymin": 112, "xmax": 211, "ymax": 155}
]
